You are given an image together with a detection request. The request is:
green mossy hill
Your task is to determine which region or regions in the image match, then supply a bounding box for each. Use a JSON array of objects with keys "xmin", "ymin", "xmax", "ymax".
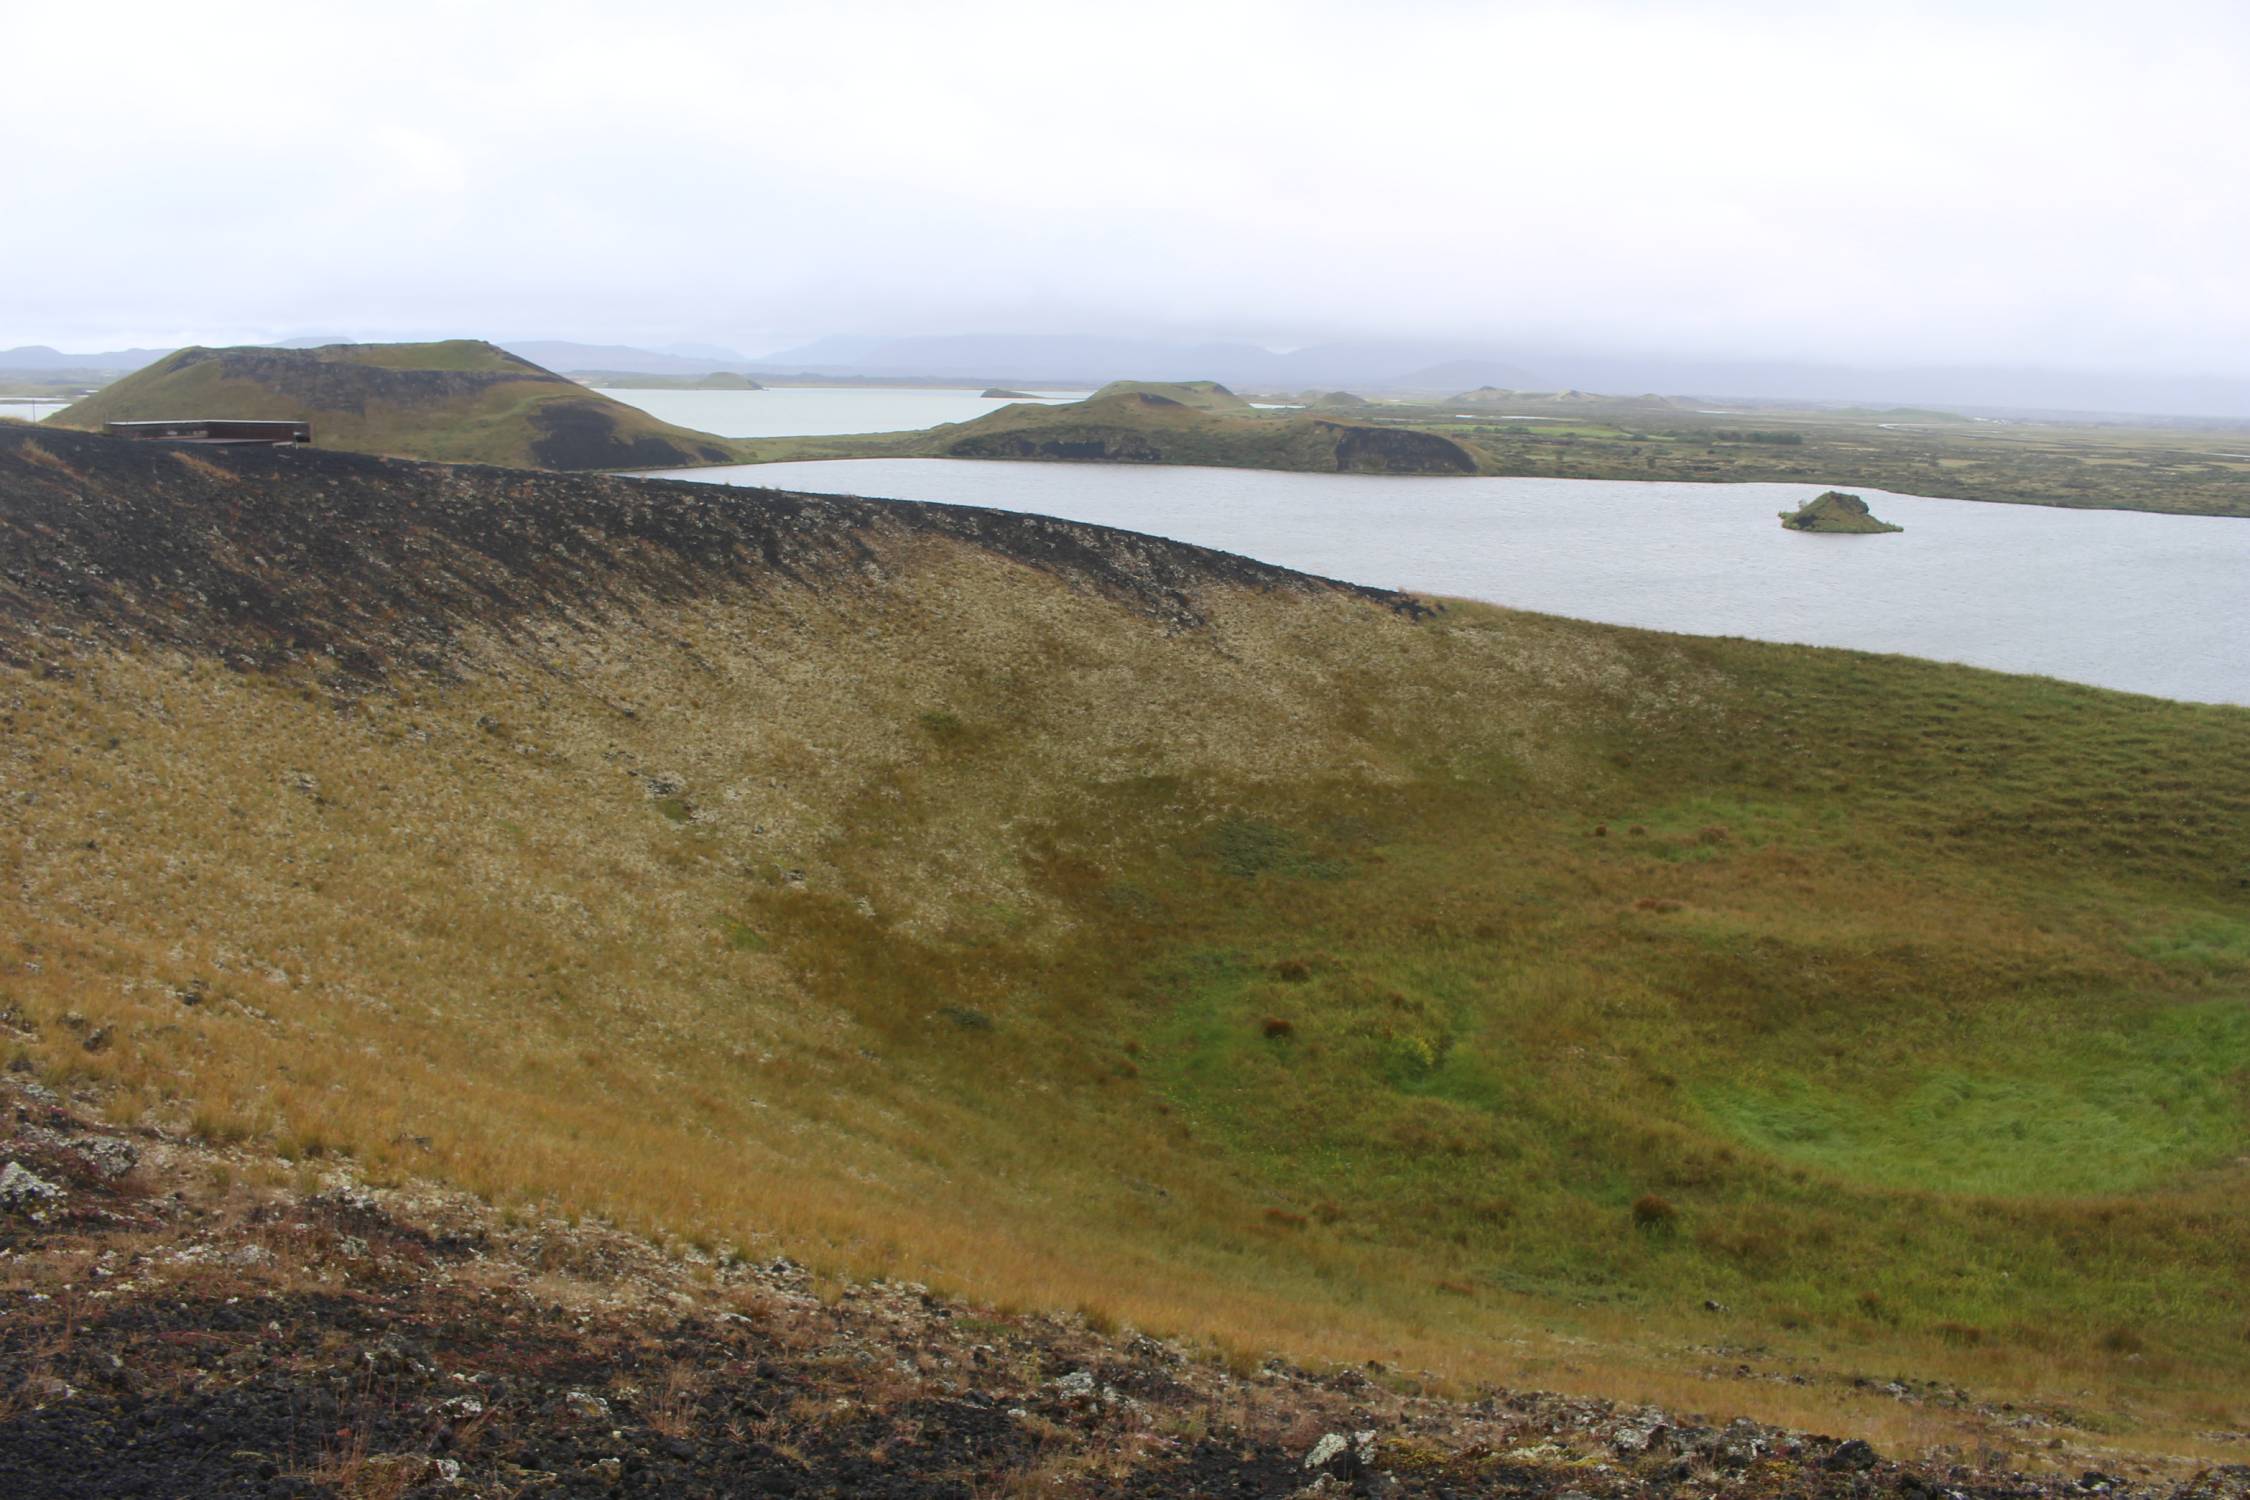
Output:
[
  {"xmin": 1086, "ymin": 379, "xmax": 1252, "ymax": 412},
  {"xmin": 981, "ymin": 388, "xmax": 1040, "ymax": 399},
  {"xmin": 941, "ymin": 386, "xmax": 1478, "ymax": 475},
  {"xmin": 55, "ymin": 340, "xmax": 746, "ymax": 470},
  {"xmin": 1781, "ymin": 490, "xmax": 1905, "ymax": 533}
]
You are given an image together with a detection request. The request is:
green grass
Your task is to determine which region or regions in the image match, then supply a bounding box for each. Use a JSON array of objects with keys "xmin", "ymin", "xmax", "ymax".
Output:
[
  {"xmin": 721, "ymin": 917, "xmax": 770, "ymax": 952},
  {"xmin": 1698, "ymin": 999, "xmax": 2250, "ymax": 1196},
  {"xmin": 2134, "ymin": 914, "xmax": 2250, "ymax": 975},
  {"xmin": 708, "ymin": 607, "xmax": 2249, "ymax": 1382},
  {"xmin": 314, "ymin": 338, "xmax": 529, "ymax": 372}
]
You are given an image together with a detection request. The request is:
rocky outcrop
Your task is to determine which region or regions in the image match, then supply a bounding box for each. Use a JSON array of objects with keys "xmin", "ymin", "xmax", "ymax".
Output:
[
  {"xmin": 947, "ymin": 426, "xmax": 1170, "ymax": 463},
  {"xmin": 1325, "ymin": 420, "xmax": 1478, "ymax": 474},
  {"xmin": 1780, "ymin": 490, "xmax": 1904, "ymax": 533},
  {"xmin": 526, "ymin": 396, "xmax": 732, "ymax": 469}
]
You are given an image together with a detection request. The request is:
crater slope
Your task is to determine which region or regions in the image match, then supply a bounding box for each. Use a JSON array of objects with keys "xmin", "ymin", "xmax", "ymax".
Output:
[{"xmin": 2, "ymin": 424, "xmax": 2246, "ymax": 1474}]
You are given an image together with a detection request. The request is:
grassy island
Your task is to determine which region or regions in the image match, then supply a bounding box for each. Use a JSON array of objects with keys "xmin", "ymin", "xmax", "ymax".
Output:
[{"xmin": 1781, "ymin": 490, "xmax": 1905, "ymax": 532}]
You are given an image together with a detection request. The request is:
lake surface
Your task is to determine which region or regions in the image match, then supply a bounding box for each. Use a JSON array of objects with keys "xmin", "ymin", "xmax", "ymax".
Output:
[
  {"xmin": 0, "ymin": 398, "xmax": 67, "ymax": 422},
  {"xmin": 638, "ymin": 458, "xmax": 2250, "ymax": 706},
  {"xmin": 597, "ymin": 385, "xmax": 1079, "ymax": 438}
]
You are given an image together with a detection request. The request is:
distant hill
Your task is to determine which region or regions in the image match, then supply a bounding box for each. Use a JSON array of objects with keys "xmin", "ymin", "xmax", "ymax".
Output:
[
  {"xmin": 500, "ymin": 340, "xmax": 762, "ymax": 376},
  {"xmin": 938, "ymin": 385, "xmax": 1476, "ymax": 475},
  {"xmin": 1826, "ymin": 405, "xmax": 1974, "ymax": 424},
  {"xmin": 53, "ymin": 340, "xmax": 743, "ymax": 470},
  {"xmin": 1087, "ymin": 379, "xmax": 1251, "ymax": 412},
  {"xmin": 1449, "ymin": 386, "xmax": 1681, "ymax": 412},
  {"xmin": 582, "ymin": 371, "xmax": 765, "ymax": 391},
  {"xmin": 744, "ymin": 335, "xmax": 1551, "ymax": 393},
  {"xmin": 1387, "ymin": 359, "xmax": 1545, "ymax": 393},
  {"xmin": 1252, "ymin": 390, "xmax": 1374, "ymax": 409},
  {"xmin": 0, "ymin": 344, "xmax": 171, "ymax": 375}
]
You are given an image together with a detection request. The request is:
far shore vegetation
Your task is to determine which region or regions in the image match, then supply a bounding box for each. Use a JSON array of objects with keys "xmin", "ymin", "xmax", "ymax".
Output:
[{"xmin": 733, "ymin": 383, "xmax": 2250, "ymax": 518}]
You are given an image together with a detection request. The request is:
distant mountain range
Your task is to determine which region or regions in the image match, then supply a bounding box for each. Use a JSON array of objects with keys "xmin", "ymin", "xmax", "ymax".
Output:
[
  {"xmin": 498, "ymin": 341, "xmax": 765, "ymax": 376},
  {"xmin": 9, "ymin": 335, "xmax": 2249, "ymax": 420},
  {"xmin": 740, "ymin": 335, "xmax": 2250, "ymax": 418},
  {"xmin": 1493, "ymin": 352, "xmax": 2250, "ymax": 423},
  {"xmin": 0, "ymin": 344, "xmax": 173, "ymax": 374},
  {"xmin": 738, "ymin": 335, "xmax": 1546, "ymax": 392}
]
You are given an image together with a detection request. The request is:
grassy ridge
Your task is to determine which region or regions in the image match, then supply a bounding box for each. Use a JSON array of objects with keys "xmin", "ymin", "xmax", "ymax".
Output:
[{"xmin": 2, "ymin": 434, "xmax": 2245, "ymax": 1448}]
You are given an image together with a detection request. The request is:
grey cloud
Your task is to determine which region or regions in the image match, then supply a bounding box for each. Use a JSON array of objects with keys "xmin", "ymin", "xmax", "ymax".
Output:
[{"xmin": 3, "ymin": 0, "xmax": 2245, "ymax": 385}]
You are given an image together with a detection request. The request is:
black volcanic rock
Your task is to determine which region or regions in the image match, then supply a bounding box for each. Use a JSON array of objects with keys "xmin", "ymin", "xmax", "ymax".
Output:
[{"xmin": 0, "ymin": 425, "xmax": 1413, "ymax": 679}]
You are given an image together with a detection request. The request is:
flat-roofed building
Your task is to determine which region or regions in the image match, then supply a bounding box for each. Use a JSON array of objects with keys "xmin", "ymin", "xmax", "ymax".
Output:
[{"xmin": 106, "ymin": 419, "xmax": 312, "ymax": 446}]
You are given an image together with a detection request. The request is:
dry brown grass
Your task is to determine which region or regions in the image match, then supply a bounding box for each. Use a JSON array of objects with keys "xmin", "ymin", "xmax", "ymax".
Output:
[
  {"xmin": 167, "ymin": 449, "xmax": 240, "ymax": 483},
  {"xmin": 14, "ymin": 440, "xmax": 81, "ymax": 479}
]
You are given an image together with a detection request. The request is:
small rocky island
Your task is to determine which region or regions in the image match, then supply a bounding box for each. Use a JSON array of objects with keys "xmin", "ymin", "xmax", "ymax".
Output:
[
  {"xmin": 981, "ymin": 387, "xmax": 1039, "ymax": 399},
  {"xmin": 1780, "ymin": 490, "xmax": 1903, "ymax": 533}
]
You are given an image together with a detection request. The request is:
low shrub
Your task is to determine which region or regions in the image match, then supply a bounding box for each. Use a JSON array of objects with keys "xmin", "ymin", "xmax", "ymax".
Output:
[
  {"xmin": 1631, "ymin": 1193, "xmax": 1676, "ymax": 1229},
  {"xmin": 2099, "ymin": 1325, "xmax": 2147, "ymax": 1356}
]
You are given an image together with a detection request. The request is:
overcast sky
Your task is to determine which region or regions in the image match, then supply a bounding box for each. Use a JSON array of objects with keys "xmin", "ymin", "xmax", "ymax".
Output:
[{"xmin": 4, "ymin": 0, "xmax": 2247, "ymax": 375}]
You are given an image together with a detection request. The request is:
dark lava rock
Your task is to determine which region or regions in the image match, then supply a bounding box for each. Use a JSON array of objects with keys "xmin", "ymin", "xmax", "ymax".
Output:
[
  {"xmin": 0, "ymin": 424, "xmax": 1419, "ymax": 681},
  {"xmin": 1826, "ymin": 1436, "xmax": 1883, "ymax": 1471}
]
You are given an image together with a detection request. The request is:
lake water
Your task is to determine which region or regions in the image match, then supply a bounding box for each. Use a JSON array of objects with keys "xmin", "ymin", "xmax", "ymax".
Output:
[
  {"xmin": 597, "ymin": 385, "xmax": 1080, "ymax": 438},
  {"xmin": 638, "ymin": 458, "xmax": 2250, "ymax": 706},
  {"xmin": 0, "ymin": 398, "xmax": 67, "ymax": 422}
]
